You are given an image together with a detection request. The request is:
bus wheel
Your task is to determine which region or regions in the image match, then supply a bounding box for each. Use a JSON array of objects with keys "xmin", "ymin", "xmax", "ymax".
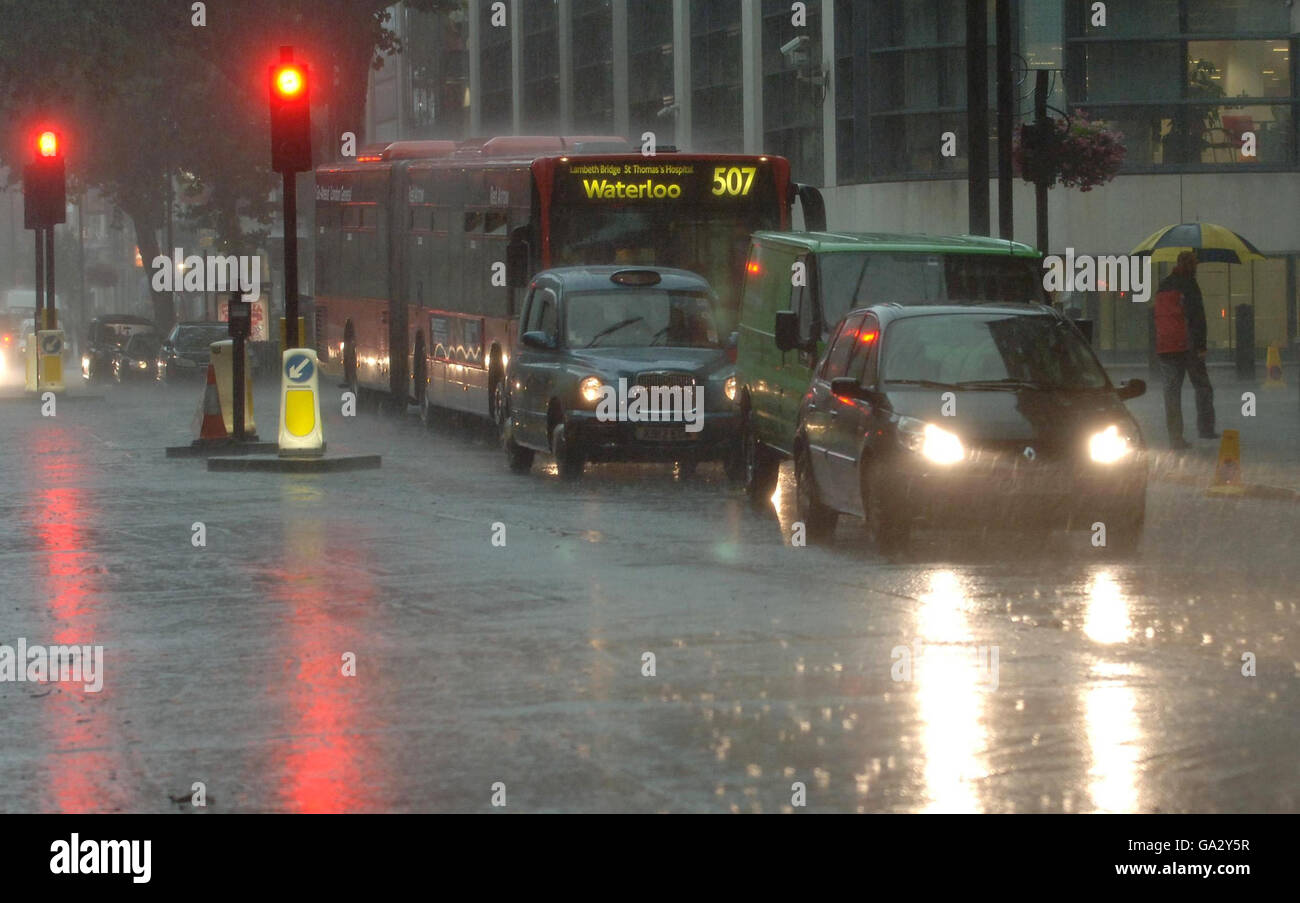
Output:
[
  {"xmin": 489, "ymin": 358, "xmax": 506, "ymax": 437},
  {"xmin": 343, "ymin": 325, "xmax": 359, "ymax": 397},
  {"xmin": 414, "ymin": 337, "xmax": 434, "ymax": 429}
]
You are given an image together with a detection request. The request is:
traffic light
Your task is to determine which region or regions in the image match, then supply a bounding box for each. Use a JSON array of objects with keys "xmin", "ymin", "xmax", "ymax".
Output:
[
  {"xmin": 268, "ymin": 48, "xmax": 311, "ymax": 173},
  {"xmin": 24, "ymin": 129, "xmax": 66, "ymax": 229}
]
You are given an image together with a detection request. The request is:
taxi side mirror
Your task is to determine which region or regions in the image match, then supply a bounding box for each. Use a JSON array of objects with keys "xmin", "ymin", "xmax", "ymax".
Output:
[{"xmin": 520, "ymin": 331, "xmax": 555, "ymax": 351}]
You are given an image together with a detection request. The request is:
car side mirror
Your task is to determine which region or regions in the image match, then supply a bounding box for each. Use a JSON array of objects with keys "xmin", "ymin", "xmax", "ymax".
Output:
[
  {"xmin": 774, "ymin": 311, "xmax": 799, "ymax": 352},
  {"xmin": 1117, "ymin": 378, "xmax": 1146, "ymax": 400},
  {"xmin": 520, "ymin": 330, "xmax": 555, "ymax": 351},
  {"xmin": 829, "ymin": 377, "xmax": 862, "ymax": 399}
]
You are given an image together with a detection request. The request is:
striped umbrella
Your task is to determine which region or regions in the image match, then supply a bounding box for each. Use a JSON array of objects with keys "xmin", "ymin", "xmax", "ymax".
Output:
[{"xmin": 1130, "ymin": 222, "xmax": 1266, "ymax": 265}]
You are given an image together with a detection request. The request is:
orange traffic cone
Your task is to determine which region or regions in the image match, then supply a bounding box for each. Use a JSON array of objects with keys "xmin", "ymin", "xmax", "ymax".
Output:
[
  {"xmin": 194, "ymin": 363, "xmax": 228, "ymax": 441},
  {"xmin": 1206, "ymin": 429, "xmax": 1245, "ymax": 497},
  {"xmin": 1263, "ymin": 345, "xmax": 1285, "ymax": 389}
]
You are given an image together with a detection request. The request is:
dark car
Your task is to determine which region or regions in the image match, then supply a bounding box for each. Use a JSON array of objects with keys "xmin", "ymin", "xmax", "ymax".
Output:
[
  {"xmin": 110, "ymin": 331, "xmax": 162, "ymax": 383},
  {"xmin": 156, "ymin": 322, "xmax": 229, "ymax": 383},
  {"xmin": 82, "ymin": 316, "xmax": 157, "ymax": 383},
  {"xmin": 502, "ymin": 266, "xmax": 741, "ymax": 479},
  {"xmin": 792, "ymin": 304, "xmax": 1148, "ymax": 556}
]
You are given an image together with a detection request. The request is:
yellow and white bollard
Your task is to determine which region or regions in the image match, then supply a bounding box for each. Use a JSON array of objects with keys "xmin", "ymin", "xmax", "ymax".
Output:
[
  {"xmin": 25, "ymin": 339, "xmax": 38, "ymax": 392},
  {"xmin": 209, "ymin": 340, "xmax": 256, "ymax": 436},
  {"xmin": 278, "ymin": 348, "xmax": 323, "ymax": 456},
  {"xmin": 35, "ymin": 330, "xmax": 66, "ymax": 392}
]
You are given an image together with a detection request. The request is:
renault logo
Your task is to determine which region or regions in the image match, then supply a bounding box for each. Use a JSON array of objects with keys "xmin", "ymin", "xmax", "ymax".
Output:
[{"xmin": 1023, "ymin": 446, "xmax": 1037, "ymax": 462}]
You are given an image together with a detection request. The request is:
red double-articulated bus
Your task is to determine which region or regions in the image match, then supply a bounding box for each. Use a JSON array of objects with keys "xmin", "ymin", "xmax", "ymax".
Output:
[{"xmin": 313, "ymin": 135, "xmax": 823, "ymax": 424}]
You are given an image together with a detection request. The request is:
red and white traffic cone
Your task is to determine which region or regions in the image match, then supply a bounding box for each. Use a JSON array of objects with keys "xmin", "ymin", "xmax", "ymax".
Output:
[{"xmin": 193, "ymin": 363, "xmax": 228, "ymax": 442}]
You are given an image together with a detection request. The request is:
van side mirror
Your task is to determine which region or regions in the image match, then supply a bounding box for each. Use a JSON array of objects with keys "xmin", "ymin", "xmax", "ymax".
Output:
[
  {"xmin": 1116, "ymin": 378, "xmax": 1146, "ymax": 400},
  {"xmin": 507, "ymin": 226, "xmax": 531, "ymax": 288},
  {"xmin": 774, "ymin": 311, "xmax": 799, "ymax": 352},
  {"xmin": 520, "ymin": 330, "xmax": 555, "ymax": 351}
]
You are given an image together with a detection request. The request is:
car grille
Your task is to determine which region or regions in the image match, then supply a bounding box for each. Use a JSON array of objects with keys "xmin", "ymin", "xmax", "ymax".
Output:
[{"xmin": 636, "ymin": 371, "xmax": 697, "ymax": 391}]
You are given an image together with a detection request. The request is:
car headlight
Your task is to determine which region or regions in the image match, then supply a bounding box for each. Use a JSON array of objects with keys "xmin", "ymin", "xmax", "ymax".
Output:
[
  {"xmin": 579, "ymin": 375, "xmax": 604, "ymax": 404},
  {"xmin": 137, "ymin": 361, "xmax": 148, "ymax": 369},
  {"xmin": 1089, "ymin": 424, "xmax": 1134, "ymax": 464},
  {"xmin": 900, "ymin": 417, "xmax": 965, "ymax": 465},
  {"xmin": 724, "ymin": 374, "xmax": 737, "ymax": 402}
]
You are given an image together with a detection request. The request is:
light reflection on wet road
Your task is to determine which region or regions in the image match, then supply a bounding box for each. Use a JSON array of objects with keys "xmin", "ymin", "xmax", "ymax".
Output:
[{"xmin": 0, "ymin": 383, "xmax": 1296, "ymax": 812}]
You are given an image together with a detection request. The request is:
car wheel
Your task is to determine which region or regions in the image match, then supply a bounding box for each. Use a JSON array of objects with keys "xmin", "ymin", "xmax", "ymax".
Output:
[
  {"xmin": 861, "ymin": 459, "xmax": 911, "ymax": 559},
  {"xmin": 794, "ymin": 443, "xmax": 838, "ymax": 541},
  {"xmin": 741, "ymin": 402, "xmax": 779, "ymax": 501},
  {"xmin": 675, "ymin": 459, "xmax": 698, "ymax": 480},
  {"xmin": 1101, "ymin": 496, "xmax": 1145, "ymax": 559},
  {"xmin": 551, "ymin": 421, "xmax": 584, "ymax": 480}
]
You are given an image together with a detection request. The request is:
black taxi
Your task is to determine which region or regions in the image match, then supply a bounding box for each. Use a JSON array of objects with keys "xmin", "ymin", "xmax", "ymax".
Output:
[{"xmin": 502, "ymin": 267, "xmax": 741, "ymax": 479}]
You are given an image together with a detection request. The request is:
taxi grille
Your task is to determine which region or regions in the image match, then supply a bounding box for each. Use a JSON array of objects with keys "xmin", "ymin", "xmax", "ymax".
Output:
[{"xmin": 636, "ymin": 371, "xmax": 697, "ymax": 391}]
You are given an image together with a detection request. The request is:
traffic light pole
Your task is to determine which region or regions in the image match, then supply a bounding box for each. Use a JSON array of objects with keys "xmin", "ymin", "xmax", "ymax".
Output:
[
  {"xmin": 282, "ymin": 173, "xmax": 299, "ymax": 348},
  {"xmin": 34, "ymin": 228, "xmax": 45, "ymax": 328},
  {"xmin": 44, "ymin": 227, "xmax": 55, "ymax": 328}
]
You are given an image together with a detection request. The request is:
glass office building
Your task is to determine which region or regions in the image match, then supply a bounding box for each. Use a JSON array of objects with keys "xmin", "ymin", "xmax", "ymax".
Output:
[{"xmin": 365, "ymin": 0, "xmax": 1299, "ymax": 356}]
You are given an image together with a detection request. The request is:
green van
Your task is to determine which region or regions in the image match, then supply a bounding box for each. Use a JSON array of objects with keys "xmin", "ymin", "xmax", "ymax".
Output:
[{"xmin": 734, "ymin": 231, "xmax": 1044, "ymax": 498}]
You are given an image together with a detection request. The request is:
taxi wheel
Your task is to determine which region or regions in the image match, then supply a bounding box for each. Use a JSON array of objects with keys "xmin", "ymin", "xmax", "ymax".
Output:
[
  {"xmin": 741, "ymin": 404, "xmax": 778, "ymax": 501},
  {"xmin": 862, "ymin": 460, "xmax": 911, "ymax": 559},
  {"xmin": 489, "ymin": 362, "xmax": 507, "ymax": 439},
  {"xmin": 551, "ymin": 422, "xmax": 584, "ymax": 480},
  {"xmin": 795, "ymin": 444, "xmax": 838, "ymax": 540}
]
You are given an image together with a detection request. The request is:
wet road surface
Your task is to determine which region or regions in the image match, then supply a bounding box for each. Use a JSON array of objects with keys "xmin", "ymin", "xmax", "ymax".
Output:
[{"xmin": 1, "ymin": 380, "xmax": 1297, "ymax": 812}]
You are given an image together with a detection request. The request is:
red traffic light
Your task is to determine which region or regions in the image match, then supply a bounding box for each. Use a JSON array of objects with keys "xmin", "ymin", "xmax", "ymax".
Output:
[
  {"xmin": 273, "ymin": 65, "xmax": 305, "ymax": 99},
  {"xmin": 37, "ymin": 130, "xmax": 58, "ymax": 158}
]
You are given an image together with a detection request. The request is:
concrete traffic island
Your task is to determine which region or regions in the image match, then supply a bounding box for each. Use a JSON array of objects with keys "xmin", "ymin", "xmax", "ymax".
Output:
[
  {"xmin": 165, "ymin": 438, "xmax": 280, "ymax": 458},
  {"xmin": 206, "ymin": 452, "xmax": 381, "ymax": 473}
]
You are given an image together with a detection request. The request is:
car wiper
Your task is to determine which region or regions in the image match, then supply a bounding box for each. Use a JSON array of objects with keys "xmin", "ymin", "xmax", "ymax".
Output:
[
  {"xmin": 585, "ymin": 316, "xmax": 644, "ymax": 347},
  {"xmin": 955, "ymin": 378, "xmax": 1046, "ymax": 390},
  {"xmin": 884, "ymin": 378, "xmax": 962, "ymax": 389}
]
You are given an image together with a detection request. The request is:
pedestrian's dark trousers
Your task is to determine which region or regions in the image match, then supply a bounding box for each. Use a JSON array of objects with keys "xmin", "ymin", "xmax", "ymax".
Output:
[{"xmin": 1158, "ymin": 351, "xmax": 1215, "ymax": 441}]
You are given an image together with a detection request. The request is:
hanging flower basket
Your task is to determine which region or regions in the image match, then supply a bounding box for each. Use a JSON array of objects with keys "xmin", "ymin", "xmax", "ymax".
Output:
[{"xmin": 1013, "ymin": 110, "xmax": 1126, "ymax": 192}]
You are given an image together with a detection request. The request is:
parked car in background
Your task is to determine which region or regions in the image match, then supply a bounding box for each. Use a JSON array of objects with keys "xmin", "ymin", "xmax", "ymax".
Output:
[
  {"xmin": 156, "ymin": 321, "xmax": 229, "ymax": 384},
  {"xmin": 111, "ymin": 331, "xmax": 162, "ymax": 383},
  {"xmin": 734, "ymin": 231, "xmax": 1045, "ymax": 500},
  {"xmin": 83, "ymin": 316, "xmax": 157, "ymax": 383},
  {"xmin": 502, "ymin": 266, "xmax": 742, "ymax": 479},
  {"xmin": 791, "ymin": 304, "xmax": 1148, "ymax": 557}
]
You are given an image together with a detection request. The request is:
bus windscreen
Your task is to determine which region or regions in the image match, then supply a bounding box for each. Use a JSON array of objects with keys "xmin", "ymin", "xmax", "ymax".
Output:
[{"xmin": 547, "ymin": 159, "xmax": 783, "ymax": 328}]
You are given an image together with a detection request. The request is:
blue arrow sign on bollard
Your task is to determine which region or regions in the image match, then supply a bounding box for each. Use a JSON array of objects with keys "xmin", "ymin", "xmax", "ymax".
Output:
[
  {"xmin": 285, "ymin": 351, "xmax": 314, "ymax": 384},
  {"xmin": 41, "ymin": 334, "xmax": 62, "ymax": 355}
]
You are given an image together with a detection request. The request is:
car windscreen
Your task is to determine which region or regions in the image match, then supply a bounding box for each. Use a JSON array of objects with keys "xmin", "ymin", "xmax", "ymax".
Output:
[
  {"xmin": 125, "ymin": 334, "xmax": 161, "ymax": 357},
  {"xmin": 818, "ymin": 251, "xmax": 1044, "ymax": 328},
  {"xmin": 175, "ymin": 326, "xmax": 228, "ymax": 352},
  {"xmin": 880, "ymin": 313, "xmax": 1108, "ymax": 390},
  {"xmin": 96, "ymin": 322, "xmax": 153, "ymax": 346},
  {"xmin": 564, "ymin": 290, "xmax": 721, "ymax": 349}
]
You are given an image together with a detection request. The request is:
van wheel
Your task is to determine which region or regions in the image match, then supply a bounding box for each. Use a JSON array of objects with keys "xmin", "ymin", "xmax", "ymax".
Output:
[
  {"xmin": 551, "ymin": 421, "xmax": 584, "ymax": 480},
  {"xmin": 741, "ymin": 404, "xmax": 779, "ymax": 501},
  {"xmin": 794, "ymin": 444, "xmax": 838, "ymax": 540}
]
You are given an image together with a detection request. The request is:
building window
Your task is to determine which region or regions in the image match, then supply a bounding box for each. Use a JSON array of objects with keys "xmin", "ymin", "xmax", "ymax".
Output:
[
  {"xmin": 1066, "ymin": 1, "xmax": 1296, "ymax": 172},
  {"xmin": 572, "ymin": 0, "xmax": 615, "ymax": 133},
  {"xmin": 629, "ymin": 2, "xmax": 674, "ymax": 144},
  {"xmin": 762, "ymin": 0, "xmax": 824, "ymax": 185},
  {"xmin": 480, "ymin": 1, "xmax": 513, "ymax": 134},
  {"xmin": 522, "ymin": 1, "xmax": 559, "ymax": 133},
  {"xmin": 690, "ymin": 0, "xmax": 743, "ymax": 153}
]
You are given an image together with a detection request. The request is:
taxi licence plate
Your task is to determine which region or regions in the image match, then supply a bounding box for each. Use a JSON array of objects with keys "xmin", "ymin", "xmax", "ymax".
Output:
[{"xmin": 635, "ymin": 425, "xmax": 697, "ymax": 442}]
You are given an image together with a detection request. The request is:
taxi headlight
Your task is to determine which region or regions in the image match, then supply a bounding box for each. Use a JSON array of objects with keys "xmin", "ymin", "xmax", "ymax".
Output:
[
  {"xmin": 579, "ymin": 375, "xmax": 604, "ymax": 404},
  {"xmin": 137, "ymin": 360, "xmax": 148, "ymax": 369},
  {"xmin": 724, "ymin": 374, "xmax": 737, "ymax": 402},
  {"xmin": 1089, "ymin": 424, "xmax": 1134, "ymax": 464},
  {"xmin": 900, "ymin": 417, "xmax": 965, "ymax": 465}
]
